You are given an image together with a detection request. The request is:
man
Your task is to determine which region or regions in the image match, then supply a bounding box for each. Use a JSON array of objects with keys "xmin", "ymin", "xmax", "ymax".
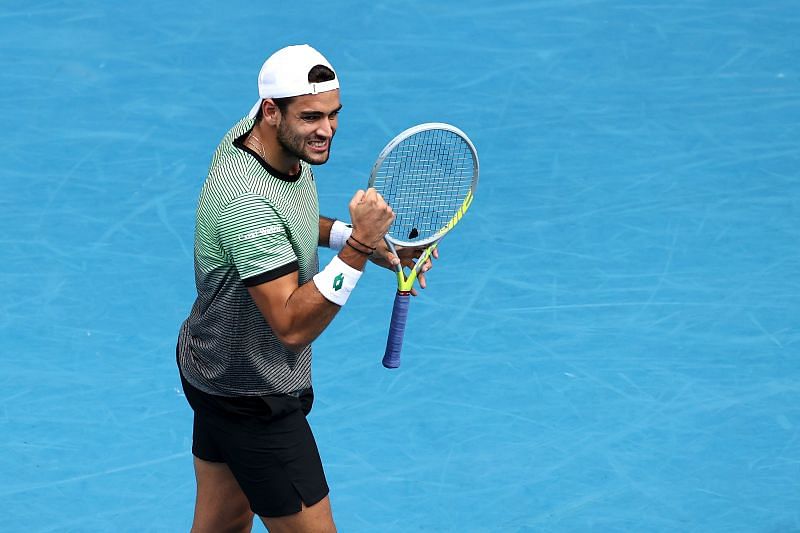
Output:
[{"xmin": 176, "ymin": 45, "xmax": 431, "ymax": 532}]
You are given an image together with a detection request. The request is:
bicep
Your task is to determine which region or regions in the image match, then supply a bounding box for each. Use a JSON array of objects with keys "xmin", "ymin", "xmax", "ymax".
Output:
[
  {"xmin": 247, "ymin": 271, "xmax": 298, "ymax": 327},
  {"xmin": 246, "ymin": 270, "xmax": 300, "ymax": 334},
  {"xmin": 246, "ymin": 268, "xmax": 339, "ymax": 353}
]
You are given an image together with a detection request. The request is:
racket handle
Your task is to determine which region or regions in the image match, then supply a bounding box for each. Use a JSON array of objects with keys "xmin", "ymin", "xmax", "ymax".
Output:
[{"xmin": 382, "ymin": 291, "xmax": 411, "ymax": 369}]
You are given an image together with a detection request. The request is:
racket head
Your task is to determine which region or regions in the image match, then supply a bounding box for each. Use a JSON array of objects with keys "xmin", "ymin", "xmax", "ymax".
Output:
[{"xmin": 368, "ymin": 123, "xmax": 479, "ymax": 248}]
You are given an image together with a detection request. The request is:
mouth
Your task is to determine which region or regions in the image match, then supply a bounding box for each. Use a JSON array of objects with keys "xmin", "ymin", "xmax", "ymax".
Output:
[{"xmin": 307, "ymin": 139, "xmax": 329, "ymax": 153}]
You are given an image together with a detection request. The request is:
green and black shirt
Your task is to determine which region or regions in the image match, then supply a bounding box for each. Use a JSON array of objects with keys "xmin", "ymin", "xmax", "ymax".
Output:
[{"xmin": 178, "ymin": 117, "xmax": 320, "ymax": 396}]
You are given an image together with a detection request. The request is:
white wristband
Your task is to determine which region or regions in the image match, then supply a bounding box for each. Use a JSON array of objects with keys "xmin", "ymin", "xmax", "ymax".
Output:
[
  {"xmin": 313, "ymin": 255, "xmax": 362, "ymax": 306},
  {"xmin": 329, "ymin": 220, "xmax": 353, "ymax": 251}
]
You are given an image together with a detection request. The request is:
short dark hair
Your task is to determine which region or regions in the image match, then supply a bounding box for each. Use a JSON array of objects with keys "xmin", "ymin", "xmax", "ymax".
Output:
[{"xmin": 254, "ymin": 64, "xmax": 336, "ymax": 123}]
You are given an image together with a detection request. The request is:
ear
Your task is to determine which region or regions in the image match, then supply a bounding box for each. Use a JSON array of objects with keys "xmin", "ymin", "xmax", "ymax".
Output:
[{"xmin": 261, "ymin": 99, "xmax": 281, "ymax": 126}]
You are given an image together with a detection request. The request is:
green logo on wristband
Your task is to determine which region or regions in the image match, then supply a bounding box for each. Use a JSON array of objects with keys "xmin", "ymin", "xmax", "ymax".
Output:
[{"xmin": 333, "ymin": 273, "xmax": 344, "ymax": 291}]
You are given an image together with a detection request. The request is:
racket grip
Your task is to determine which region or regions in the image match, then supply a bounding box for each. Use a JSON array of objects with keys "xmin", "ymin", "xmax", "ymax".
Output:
[{"xmin": 382, "ymin": 291, "xmax": 411, "ymax": 369}]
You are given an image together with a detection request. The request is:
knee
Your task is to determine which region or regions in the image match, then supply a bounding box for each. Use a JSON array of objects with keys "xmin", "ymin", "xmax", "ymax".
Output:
[
  {"xmin": 228, "ymin": 510, "xmax": 255, "ymax": 533},
  {"xmin": 191, "ymin": 507, "xmax": 253, "ymax": 533}
]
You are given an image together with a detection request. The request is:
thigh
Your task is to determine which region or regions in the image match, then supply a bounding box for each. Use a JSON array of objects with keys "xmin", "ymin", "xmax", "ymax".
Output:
[
  {"xmin": 260, "ymin": 495, "xmax": 336, "ymax": 533},
  {"xmin": 218, "ymin": 407, "xmax": 330, "ymax": 518},
  {"xmin": 183, "ymin": 376, "xmax": 329, "ymax": 522},
  {"xmin": 192, "ymin": 457, "xmax": 254, "ymax": 533}
]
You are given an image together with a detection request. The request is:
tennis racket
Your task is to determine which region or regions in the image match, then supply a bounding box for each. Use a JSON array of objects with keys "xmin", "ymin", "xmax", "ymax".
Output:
[{"xmin": 369, "ymin": 123, "xmax": 479, "ymax": 369}]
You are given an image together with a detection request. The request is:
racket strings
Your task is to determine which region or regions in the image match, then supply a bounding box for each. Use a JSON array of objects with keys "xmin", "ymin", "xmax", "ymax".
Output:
[{"xmin": 374, "ymin": 129, "xmax": 474, "ymax": 244}]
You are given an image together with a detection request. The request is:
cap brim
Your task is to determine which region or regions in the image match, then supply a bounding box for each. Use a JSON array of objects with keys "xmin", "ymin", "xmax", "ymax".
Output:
[{"xmin": 247, "ymin": 99, "xmax": 262, "ymax": 119}]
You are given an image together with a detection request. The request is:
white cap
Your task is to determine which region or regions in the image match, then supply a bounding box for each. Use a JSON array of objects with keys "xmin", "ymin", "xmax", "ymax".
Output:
[{"xmin": 247, "ymin": 44, "xmax": 339, "ymax": 119}]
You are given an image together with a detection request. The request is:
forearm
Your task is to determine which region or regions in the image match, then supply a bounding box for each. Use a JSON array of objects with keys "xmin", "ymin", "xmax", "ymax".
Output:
[
  {"xmin": 249, "ymin": 246, "xmax": 370, "ymax": 352},
  {"xmin": 276, "ymin": 282, "xmax": 341, "ymax": 352},
  {"xmin": 253, "ymin": 189, "xmax": 392, "ymax": 352},
  {"xmin": 318, "ymin": 215, "xmax": 335, "ymax": 247},
  {"xmin": 320, "ymin": 215, "xmax": 354, "ymax": 252}
]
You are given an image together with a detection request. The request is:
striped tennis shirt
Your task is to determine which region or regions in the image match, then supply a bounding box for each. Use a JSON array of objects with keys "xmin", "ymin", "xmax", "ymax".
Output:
[{"xmin": 177, "ymin": 116, "xmax": 320, "ymax": 396}]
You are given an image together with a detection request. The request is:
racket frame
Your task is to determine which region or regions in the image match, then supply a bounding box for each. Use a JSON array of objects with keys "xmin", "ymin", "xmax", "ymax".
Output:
[
  {"xmin": 368, "ymin": 122, "xmax": 479, "ymax": 292},
  {"xmin": 369, "ymin": 123, "xmax": 479, "ymax": 368}
]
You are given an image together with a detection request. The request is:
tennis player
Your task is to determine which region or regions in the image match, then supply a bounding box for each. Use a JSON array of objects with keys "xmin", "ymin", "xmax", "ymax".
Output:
[{"xmin": 176, "ymin": 45, "xmax": 431, "ymax": 532}]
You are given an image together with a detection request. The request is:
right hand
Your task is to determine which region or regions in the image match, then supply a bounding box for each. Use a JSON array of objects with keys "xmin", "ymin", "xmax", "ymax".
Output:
[{"xmin": 348, "ymin": 188, "xmax": 395, "ymax": 248}]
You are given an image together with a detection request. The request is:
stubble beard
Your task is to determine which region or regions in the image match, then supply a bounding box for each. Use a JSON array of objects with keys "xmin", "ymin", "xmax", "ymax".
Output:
[{"xmin": 277, "ymin": 121, "xmax": 332, "ymax": 166}]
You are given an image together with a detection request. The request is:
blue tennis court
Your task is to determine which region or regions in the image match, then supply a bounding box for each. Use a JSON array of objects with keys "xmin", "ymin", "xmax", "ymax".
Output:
[{"xmin": 2, "ymin": 1, "xmax": 798, "ymax": 531}]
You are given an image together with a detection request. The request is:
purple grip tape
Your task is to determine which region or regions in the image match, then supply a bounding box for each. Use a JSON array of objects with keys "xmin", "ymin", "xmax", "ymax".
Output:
[{"xmin": 382, "ymin": 291, "xmax": 411, "ymax": 368}]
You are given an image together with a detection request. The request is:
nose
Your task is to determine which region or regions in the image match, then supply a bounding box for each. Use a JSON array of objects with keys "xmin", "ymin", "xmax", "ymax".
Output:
[{"xmin": 316, "ymin": 117, "xmax": 335, "ymax": 138}]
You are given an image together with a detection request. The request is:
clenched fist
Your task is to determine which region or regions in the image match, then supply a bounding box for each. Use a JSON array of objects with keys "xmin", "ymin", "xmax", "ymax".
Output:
[{"xmin": 348, "ymin": 188, "xmax": 395, "ymax": 248}]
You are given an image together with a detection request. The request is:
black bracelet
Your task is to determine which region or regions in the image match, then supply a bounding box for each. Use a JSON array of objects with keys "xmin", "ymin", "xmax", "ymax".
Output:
[
  {"xmin": 346, "ymin": 239, "xmax": 372, "ymax": 255},
  {"xmin": 349, "ymin": 235, "xmax": 376, "ymax": 251}
]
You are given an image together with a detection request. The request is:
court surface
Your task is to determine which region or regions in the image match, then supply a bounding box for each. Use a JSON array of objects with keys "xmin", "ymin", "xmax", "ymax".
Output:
[{"xmin": 2, "ymin": 1, "xmax": 798, "ymax": 531}]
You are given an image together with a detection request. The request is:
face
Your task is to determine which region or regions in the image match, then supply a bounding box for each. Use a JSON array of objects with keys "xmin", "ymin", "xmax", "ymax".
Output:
[{"xmin": 276, "ymin": 90, "xmax": 341, "ymax": 165}]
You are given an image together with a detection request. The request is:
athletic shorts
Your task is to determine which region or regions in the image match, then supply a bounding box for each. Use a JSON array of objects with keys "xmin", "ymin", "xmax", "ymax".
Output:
[{"xmin": 178, "ymin": 369, "xmax": 329, "ymax": 517}]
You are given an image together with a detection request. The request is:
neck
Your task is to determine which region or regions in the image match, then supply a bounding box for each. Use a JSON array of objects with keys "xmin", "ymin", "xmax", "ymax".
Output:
[{"xmin": 250, "ymin": 121, "xmax": 301, "ymax": 175}]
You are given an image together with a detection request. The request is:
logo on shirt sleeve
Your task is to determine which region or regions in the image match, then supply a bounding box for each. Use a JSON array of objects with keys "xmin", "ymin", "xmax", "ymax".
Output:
[{"xmin": 238, "ymin": 226, "xmax": 282, "ymax": 241}]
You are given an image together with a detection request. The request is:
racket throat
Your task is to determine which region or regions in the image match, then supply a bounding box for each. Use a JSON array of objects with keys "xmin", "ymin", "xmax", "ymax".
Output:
[{"xmin": 395, "ymin": 243, "xmax": 437, "ymax": 292}]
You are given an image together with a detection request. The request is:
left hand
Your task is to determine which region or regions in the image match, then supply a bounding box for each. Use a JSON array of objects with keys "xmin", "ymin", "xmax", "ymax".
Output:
[{"xmin": 370, "ymin": 242, "xmax": 439, "ymax": 296}]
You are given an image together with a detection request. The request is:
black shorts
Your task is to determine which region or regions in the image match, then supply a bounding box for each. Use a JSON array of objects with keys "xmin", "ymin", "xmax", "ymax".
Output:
[{"xmin": 179, "ymin": 370, "xmax": 329, "ymax": 517}]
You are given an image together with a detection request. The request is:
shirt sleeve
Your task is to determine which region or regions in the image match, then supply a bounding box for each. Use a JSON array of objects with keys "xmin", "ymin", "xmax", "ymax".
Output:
[{"xmin": 217, "ymin": 193, "xmax": 298, "ymax": 286}]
